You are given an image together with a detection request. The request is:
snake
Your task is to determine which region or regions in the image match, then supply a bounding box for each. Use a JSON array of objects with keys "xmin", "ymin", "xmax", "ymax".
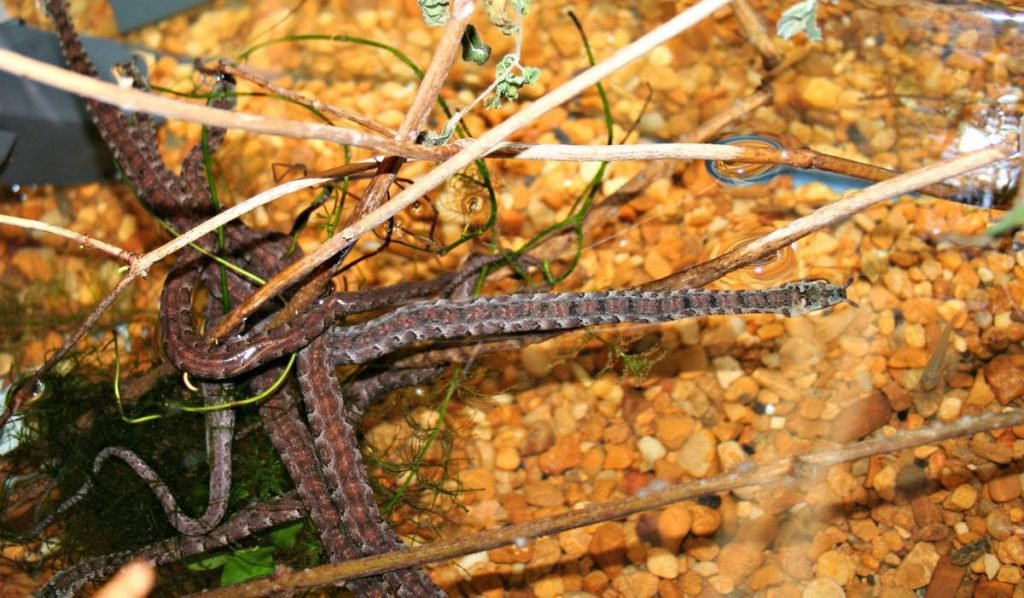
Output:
[
  {"xmin": 36, "ymin": 1, "xmax": 851, "ymax": 595},
  {"xmin": 40, "ymin": 3, "xmax": 414, "ymax": 594},
  {"xmin": 39, "ymin": 494, "xmax": 306, "ymax": 597}
]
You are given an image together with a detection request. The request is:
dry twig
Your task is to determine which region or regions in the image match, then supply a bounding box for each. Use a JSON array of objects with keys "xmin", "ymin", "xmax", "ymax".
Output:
[
  {"xmin": 642, "ymin": 145, "xmax": 1012, "ymax": 291},
  {"xmin": 213, "ymin": 61, "xmax": 398, "ymax": 138},
  {"xmin": 0, "ymin": 214, "xmax": 137, "ymax": 264}
]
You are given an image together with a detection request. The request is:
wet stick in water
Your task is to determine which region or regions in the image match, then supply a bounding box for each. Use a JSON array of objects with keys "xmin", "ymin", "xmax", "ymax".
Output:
[
  {"xmin": 644, "ymin": 146, "xmax": 1011, "ymax": 292},
  {"xmin": 703, "ymin": 134, "xmax": 1010, "ymax": 207},
  {"xmin": 197, "ymin": 408, "xmax": 1024, "ymax": 598}
]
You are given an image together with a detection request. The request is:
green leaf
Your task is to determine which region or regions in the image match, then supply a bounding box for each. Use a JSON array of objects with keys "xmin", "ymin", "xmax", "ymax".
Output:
[
  {"xmin": 219, "ymin": 547, "xmax": 277, "ymax": 586},
  {"xmin": 988, "ymin": 203, "xmax": 1024, "ymax": 236},
  {"xmin": 186, "ymin": 554, "xmax": 230, "ymax": 572},
  {"xmin": 269, "ymin": 521, "xmax": 304, "ymax": 550},
  {"xmin": 460, "ymin": 25, "xmax": 491, "ymax": 65},
  {"xmin": 777, "ymin": 0, "xmax": 822, "ymax": 41},
  {"xmin": 487, "ymin": 54, "xmax": 541, "ymax": 109},
  {"xmin": 417, "ymin": 120, "xmax": 458, "ymax": 146},
  {"xmin": 418, "ymin": 0, "xmax": 449, "ymax": 26},
  {"xmin": 187, "ymin": 545, "xmax": 280, "ymax": 586}
]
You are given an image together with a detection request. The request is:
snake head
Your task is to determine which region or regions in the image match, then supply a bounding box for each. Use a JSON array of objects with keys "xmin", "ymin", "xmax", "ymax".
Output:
[{"xmin": 782, "ymin": 279, "xmax": 855, "ymax": 315}]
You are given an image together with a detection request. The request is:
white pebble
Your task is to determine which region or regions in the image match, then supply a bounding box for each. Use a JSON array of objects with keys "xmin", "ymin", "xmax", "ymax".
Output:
[
  {"xmin": 713, "ymin": 356, "xmax": 744, "ymax": 389},
  {"xmin": 937, "ymin": 397, "xmax": 963, "ymax": 421},
  {"xmin": 638, "ymin": 436, "xmax": 668, "ymax": 468}
]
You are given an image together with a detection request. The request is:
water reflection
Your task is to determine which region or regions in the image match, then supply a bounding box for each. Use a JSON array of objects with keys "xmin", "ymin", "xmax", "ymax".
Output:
[
  {"xmin": 704, "ymin": 226, "xmax": 804, "ymax": 289},
  {"xmin": 705, "ymin": 127, "xmax": 1021, "ymax": 209},
  {"xmin": 705, "ymin": 134, "xmax": 876, "ymax": 194}
]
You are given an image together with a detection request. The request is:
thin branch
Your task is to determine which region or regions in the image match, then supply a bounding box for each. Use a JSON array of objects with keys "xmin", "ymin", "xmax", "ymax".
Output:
[
  {"xmin": 126, "ymin": 177, "xmax": 333, "ymax": 280},
  {"xmin": 1, "ymin": 276, "xmax": 135, "ymax": 430},
  {"xmin": 196, "ymin": 408, "xmax": 1024, "ymax": 597},
  {"xmin": 0, "ymin": 214, "xmax": 137, "ymax": 263},
  {"xmin": 208, "ymin": 0, "xmax": 735, "ymax": 339},
  {"xmin": 277, "ymin": 139, "xmax": 955, "ymax": 167},
  {"xmin": 213, "ymin": 61, "xmax": 399, "ymax": 138},
  {"xmin": 642, "ymin": 145, "xmax": 1012, "ymax": 291},
  {"xmin": 0, "ymin": 47, "xmax": 429, "ymax": 158},
  {"xmin": 731, "ymin": 0, "xmax": 783, "ymax": 69},
  {"xmin": 0, "ymin": 46, "xmax": 966, "ymax": 179},
  {"xmin": 401, "ymin": 0, "xmax": 475, "ymax": 142}
]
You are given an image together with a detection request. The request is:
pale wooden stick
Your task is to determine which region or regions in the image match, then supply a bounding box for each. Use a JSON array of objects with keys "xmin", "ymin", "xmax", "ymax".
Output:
[
  {"xmin": 0, "ymin": 214, "xmax": 136, "ymax": 263},
  {"xmin": 0, "ymin": 47, "xmax": 428, "ymax": 158},
  {"xmin": 275, "ymin": 140, "xmax": 810, "ymax": 164},
  {"xmin": 124, "ymin": 177, "xmax": 333, "ymax": 279},
  {"xmin": 642, "ymin": 145, "xmax": 1011, "ymax": 291},
  {"xmin": 402, "ymin": 0, "xmax": 476, "ymax": 142}
]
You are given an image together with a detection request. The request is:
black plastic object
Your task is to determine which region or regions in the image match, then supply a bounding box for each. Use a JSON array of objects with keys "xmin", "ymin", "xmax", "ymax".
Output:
[
  {"xmin": 109, "ymin": 0, "xmax": 207, "ymax": 33},
  {"xmin": 0, "ymin": 19, "xmax": 148, "ymax": 185},
  {"xmin": 0, "ymin": 130, "xmax": 15, "ymax": 174}
]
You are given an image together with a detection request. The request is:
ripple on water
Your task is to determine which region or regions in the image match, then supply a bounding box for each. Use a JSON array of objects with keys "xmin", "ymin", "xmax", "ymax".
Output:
[
  {"xmin": 704, "ymin": 226, "xmax": 804, "ymax": 289},
  {"xmin": 705, "ymin": 134, "xmax": 784, "ymax": 187},
  {"xmin": 705, "ymin": 134, "xmax": 872, "ymax": 195}
]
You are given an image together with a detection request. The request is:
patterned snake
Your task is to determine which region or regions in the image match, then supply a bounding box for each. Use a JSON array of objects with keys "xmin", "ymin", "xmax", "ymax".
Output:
[
  {"xmin": 36, "ymin": 1, "xmax": 850, "ymax": 595},
  {"xmin": 41, "ymin": 1, "xmax": 443, "ymax": 594}
]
